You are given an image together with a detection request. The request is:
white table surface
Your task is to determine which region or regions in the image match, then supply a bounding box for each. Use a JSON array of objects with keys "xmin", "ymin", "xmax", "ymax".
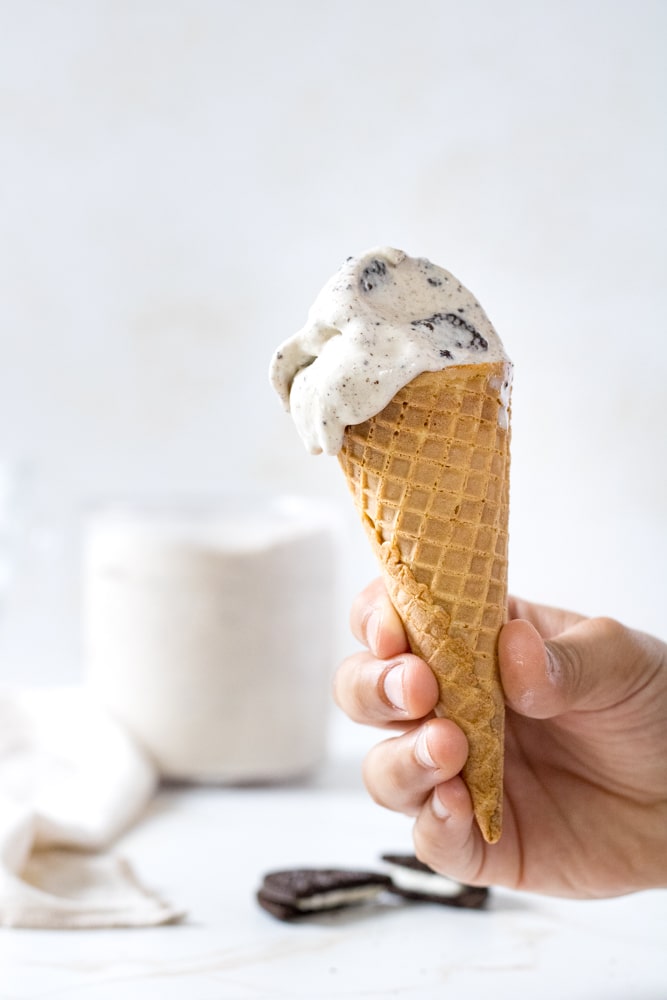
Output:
[{"xmin": 1, "ymin": 716, "xmax": 665, "ymax": 1000}]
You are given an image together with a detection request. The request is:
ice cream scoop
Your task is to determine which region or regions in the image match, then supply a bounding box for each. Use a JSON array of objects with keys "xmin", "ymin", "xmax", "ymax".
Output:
[
  {"xmin": 269, "ymin": 247, "xmax": 510, "ymax": 455},
  {"xmin": 269, "ymin": 248, "xmax": 512, "ymax": 844}
]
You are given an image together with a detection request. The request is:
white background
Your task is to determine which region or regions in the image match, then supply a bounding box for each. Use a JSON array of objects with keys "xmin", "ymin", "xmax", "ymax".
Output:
[{"xmin": 1, "ymin": 0, "xmax": 665, "ymax": 683}]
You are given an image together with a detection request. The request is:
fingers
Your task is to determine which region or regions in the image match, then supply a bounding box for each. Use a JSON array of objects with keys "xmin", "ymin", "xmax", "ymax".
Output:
[
  {"xmin": 333, "ymin": 650, "xmax": 439, "ymax": 730},
  {"xmin": 358, "ymin": 701, "xmax": 491, "ymax": 886},
  {"xmin": 506, "ymin": 595, "xmax": 586, "ymax": 638},
  {"xmin": 500, "ymin": 614, "xmax": 655, "ymax": 718},
  {"xmin": 350, "ymin": 578, "xmax": 407, "ymax": 659},
  {"xmin": 499, "ymin": 618, "xmax": 556, "ymax": 718},
  {"xmin": 412, "ymin": 776, "xmax": 485, "ymax": 883},
  {"xmin": 362, "ymin": 718, "xmax": 469, "ymax": 816}
]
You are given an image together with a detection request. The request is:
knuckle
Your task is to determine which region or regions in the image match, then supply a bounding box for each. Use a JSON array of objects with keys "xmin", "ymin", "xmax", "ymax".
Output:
[
  {"xmin": 546, "ymin": 637, "xmax": 582, "ymax": 698},
  {"xmin": 361, "ymin": 742, "xmax": 397, "ymax": 809},
  {"xmin": 589, "ymin": 615, "xmax": 625, "ymax": 646},
  {"xmin": 362, "ymin": 736, "xmax": 426, "ymax": 816},
  {"xmin": 412, "ymin": 825, "xmax": 440, "ymax": 873},
  {"xmin": 331, "ymin": 652, "xmax": 369, "ymax": 720}
]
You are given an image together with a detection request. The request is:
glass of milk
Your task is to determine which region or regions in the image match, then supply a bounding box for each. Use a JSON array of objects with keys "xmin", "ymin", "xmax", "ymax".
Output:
[{"xmin": 82, "ymin": 496, "xmax": 339, "ymax": 783}]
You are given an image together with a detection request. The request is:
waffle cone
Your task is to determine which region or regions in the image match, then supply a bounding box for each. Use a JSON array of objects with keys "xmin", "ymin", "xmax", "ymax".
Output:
[{"xmin": 338, "ymin": 361, "xmax": 511, "ymax": 843}]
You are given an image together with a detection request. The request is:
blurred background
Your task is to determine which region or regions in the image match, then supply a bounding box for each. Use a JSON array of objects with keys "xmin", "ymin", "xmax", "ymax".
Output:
[{"xmin": 0, "ymin": 0, "xmax": 665, "ymax": 686}]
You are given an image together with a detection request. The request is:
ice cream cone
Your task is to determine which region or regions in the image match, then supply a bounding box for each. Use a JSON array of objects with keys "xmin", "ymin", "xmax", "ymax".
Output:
[{"xmin": 338, "ymin": 361, "xmax": 511, "ymax": 843}]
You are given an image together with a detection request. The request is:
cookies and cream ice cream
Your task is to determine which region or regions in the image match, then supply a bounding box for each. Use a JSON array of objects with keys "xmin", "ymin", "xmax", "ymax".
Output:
[{"xmin": 269, "ymin": 247, "xmax": 511, "ymax": 455}]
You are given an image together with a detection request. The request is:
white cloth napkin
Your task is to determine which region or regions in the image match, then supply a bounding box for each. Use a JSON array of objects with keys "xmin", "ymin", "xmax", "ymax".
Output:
[{"xmin": 0, "ymin": 686, "xmax": 185, "ymax": 928}]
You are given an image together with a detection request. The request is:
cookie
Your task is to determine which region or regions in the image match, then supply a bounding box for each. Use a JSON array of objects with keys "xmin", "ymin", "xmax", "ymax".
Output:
[
  {"xmin": 382, "ymin": 854, "xmax": 489, "ymax": 909},
  {"xmin": 256, "ymin": 868, "xmax": 392, "ymax": 922}
]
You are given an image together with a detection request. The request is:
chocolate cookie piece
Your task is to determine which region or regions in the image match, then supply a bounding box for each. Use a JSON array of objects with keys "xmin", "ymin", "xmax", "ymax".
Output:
[
  {"xmin": 257, "ymin": 868, "xmax": 392, "ymax": 921},
  {"xmin": 256, "ymin": 890, "xmax": 303, "ymax": 922},
  {"xmin": 382, "ymin": 854, "xmax": 489, "ymax": 909}
]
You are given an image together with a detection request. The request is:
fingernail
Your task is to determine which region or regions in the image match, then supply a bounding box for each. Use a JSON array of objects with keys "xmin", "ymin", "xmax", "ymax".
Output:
[
  {"xmin": 545, "ymin": 643, "xmax": 562, "ymax": 686},
  {"xmin": 414, "ymin": 727, "xmax": 436, "ymax": 769},
  {"xmin": 383, "ymin": 663, "xmax": 406, "ymax": 711},
  {"xmin": 431, "ymin": 787, "xmax": 451, "ymax": 821}
]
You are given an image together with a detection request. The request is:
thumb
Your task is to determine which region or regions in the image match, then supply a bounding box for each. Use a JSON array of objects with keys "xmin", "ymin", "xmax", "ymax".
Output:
[{"xmin": 499, "ymin": 615, "xmax": 644, "ymax": 719}]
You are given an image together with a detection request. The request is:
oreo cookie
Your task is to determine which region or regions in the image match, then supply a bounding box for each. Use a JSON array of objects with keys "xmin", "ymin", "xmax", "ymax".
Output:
[
  {"xmin": 256, "ymin": 868, "xmax": 392, "ymax": 922},
  {"xmin": 382, "ymin": 854, "xmax": 489, "ymax": 909}
]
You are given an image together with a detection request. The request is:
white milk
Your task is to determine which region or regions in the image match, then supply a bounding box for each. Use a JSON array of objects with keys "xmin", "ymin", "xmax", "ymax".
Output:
[{"xmin": 82, "ymin": 497, "xmax": 338, "ymax": 782}]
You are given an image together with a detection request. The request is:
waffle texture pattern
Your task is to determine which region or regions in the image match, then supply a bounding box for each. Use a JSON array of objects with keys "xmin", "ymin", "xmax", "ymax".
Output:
[{"xmin": 339, "ymin": 361, "xmax": 511, "ymax": 843}]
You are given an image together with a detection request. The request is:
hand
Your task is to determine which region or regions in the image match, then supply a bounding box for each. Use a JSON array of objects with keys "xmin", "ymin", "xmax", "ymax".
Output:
[{"xmin": 333, "ymin": 579, "xmax": 667, "ymax": 898}]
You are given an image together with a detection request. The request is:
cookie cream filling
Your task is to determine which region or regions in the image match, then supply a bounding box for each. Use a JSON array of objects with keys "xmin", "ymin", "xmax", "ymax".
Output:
[
  {"xmin": 294, "ymin": 884, "xmax": 387, "ymax": 911},
  {"xmin": 384, "ymin": 862, "xmax": 465, "ymax": 898},
  {"xmin": 269, "ymin": 247, "xmax": 511, "ymax": 455}
]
